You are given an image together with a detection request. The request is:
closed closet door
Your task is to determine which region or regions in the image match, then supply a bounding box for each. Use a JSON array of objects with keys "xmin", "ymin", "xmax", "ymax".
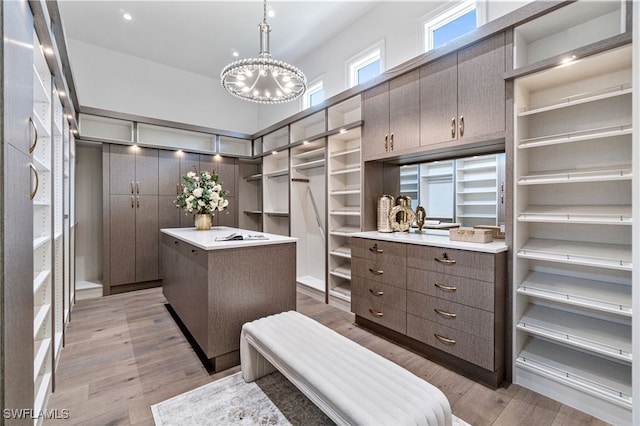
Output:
[
  {"xmin": 110, "ymin": 194, "xmax": 136, "ymax": 285},
  {"xmin": 135, "ymin": 147, "xmax": 159, "ymax": 195},
  {"xmin": 135, "ymin": 195, "xmax": 159, "ymax": 282},
  {"xmin": 109, "ymin": 145, "xmax": 136, "ymax": 195}
]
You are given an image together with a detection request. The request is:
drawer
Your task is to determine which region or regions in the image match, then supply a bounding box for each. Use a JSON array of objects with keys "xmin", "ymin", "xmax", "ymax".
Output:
[
  {"xmin": 407, "ymin": 268, "xmax": 494, "ymax": 312},
  {"xmin": 407, "ymin": 245, "xmax": 494, "ymax": 282},
  {"xmin": 352, "ymin": 256, "xmax": 406, "ymax": 288},
  {"xmin": 352, "ymin": 295, "xmax": 406, "ymax": 334},
  {"xmin": 407, "ymin": 314, "xmax": 494, "ymax": 370},
  {"xmin": 406, "ymin": 292, "xmax": 493, "ymax": 341},
  {"xmin": 352, "ymin": 238, "xmax": 406, "ymax": 260},
  {"xmin": 352, "ymin": 276, "xmax": 406, "ymax": 311}
]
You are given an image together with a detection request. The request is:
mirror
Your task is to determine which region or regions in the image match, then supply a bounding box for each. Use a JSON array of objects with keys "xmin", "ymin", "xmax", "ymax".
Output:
[{"xmin": 398, "ymin": 153, "xmax": 505, "ymax": 229}]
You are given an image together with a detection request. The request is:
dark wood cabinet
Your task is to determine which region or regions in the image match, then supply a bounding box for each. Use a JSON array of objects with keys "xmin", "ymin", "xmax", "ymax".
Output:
[
  {"xmin": 420, "ymin": 33, "xmax": 506, "ymax": 148},
  {"xmin": 363, "ymin": 70, "xmax": 420, "ymax": 160}
]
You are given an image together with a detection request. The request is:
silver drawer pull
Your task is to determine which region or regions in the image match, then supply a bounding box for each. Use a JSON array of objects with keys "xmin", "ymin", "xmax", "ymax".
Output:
[
  {"xmin": 369, "ymin": 268, "xmax": 383, "ymax": 275},
  {"xmin": 369, "ymin": 289, "xmax": 384, "ymax": 297},
  {"xmin": 369, "ymin": 244, "xmax": 383, "ymax": 254},
  {"xmin": 434, "ymin": 333, "xmax": 456, "ymax": 345},
  {"xmin": 434, "ymin": 308, "xmax": 457, "ymax": 318},
  {"xmin": 434, "ymin": 283, "xmax": 457, "ymax": 292},
  {"xmin": 369, "ymin": 309, "xmax": 384, "ymax": 317}
]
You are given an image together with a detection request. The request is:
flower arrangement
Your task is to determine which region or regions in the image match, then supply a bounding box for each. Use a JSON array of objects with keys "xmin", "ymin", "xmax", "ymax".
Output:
[{"xmin": 175, "ymin": 169, "xmax": 230, "ymax": 215}]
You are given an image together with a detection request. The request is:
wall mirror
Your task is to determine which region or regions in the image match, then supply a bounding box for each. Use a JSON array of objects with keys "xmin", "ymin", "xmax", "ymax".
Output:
[{"xmin": 397, "ymin": 153, "xmax": 506, "ymax": 229}]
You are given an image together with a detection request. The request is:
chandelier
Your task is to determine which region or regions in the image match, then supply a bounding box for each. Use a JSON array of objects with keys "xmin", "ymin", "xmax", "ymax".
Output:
[{"xmin": 220, "ymin": 0, "xmax": 306, "ymax": 104}]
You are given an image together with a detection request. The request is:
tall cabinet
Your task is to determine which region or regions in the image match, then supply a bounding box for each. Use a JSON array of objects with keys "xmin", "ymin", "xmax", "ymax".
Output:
[{"xmin": 513, "ymin": 44, "xmax": 633, "ymax": 426}]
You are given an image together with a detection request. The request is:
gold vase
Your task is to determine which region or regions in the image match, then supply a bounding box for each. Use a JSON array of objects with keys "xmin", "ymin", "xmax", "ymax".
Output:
[{"xmin": 194, "ymin": 213, "xmax": 212, "ymax": 230}]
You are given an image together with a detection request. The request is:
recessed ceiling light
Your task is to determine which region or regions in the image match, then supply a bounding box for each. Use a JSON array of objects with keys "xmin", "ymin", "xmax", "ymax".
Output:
[{"xmin": 123, "ymin": 12, "xmax": 132, "ymax": 21}]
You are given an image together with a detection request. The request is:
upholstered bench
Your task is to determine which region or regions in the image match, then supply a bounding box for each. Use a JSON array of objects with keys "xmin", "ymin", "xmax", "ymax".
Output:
[{"xmin": 240, "ymin": 310, "xmax": 453, "ymax": 426}]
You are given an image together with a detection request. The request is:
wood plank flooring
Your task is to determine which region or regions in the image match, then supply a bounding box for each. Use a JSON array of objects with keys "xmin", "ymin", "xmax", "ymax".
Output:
[{"xmin": 44, "ymin": 288, "xmax": 608, "ymax": 426}]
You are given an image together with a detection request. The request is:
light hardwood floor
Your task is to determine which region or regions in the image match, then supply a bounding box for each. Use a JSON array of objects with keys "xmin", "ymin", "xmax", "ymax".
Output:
[{"xmin": 44, "ymin": 288, "xmax": 608, "ymax": 426}]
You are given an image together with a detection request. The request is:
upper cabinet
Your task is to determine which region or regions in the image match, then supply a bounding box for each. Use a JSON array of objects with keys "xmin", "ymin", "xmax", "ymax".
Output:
[
  {"xmin": 363, "ymin": 70, "xmax": 420, "ymax": 160},
  {"xmin": 421, "ymin": 33, "xmax": 506, "ymax": 148}
]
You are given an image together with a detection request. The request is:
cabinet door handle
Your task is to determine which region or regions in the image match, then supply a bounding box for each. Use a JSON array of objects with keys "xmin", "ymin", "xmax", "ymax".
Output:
[
  {"xmin": 369, "ymin": 289, "xmax": 384, "ymax": 297},
  {"xmin": 434, "ymin": 333, "xmax": 456, "ymax": 344},
  {"xmin": 191, "ymin": 249, "xmax": 199, "ymax": 255},
  {"xmin": 434, "ymin": 283, "xmax": 457, "ymax": 292},
  {"xmin": 435, "ymin": 257, "xmax": 456, "ymax": 265},
  {"xmin": 174, "ymin": 240, "xmax": 180, "ymax": 245},
  {"xmin": 369, "ymin": 244, "xmax": 383, "ymax": 254},
  {"xmin": 434, "ymin": 308, "xmax": 457, "ymax": 318},
  {"xmin": 451, "ymin": 117, "xmax": 456, "ymax": 138},
  {"xmin": 131, "ymin": 181, "xmax": 135, "ymax": 194},
  {"xmin": 390, "ymin": 133, "xmax": 394, "ymax": 151},
  {"xmin": 136, "ymin": 196, "xmax": 140, "ymax": 208},
  {"xmin": 459, "ymin": 115, "xmax": 464, "ymax": 137},
  {"xmin": 176, "ymin": 183, "xmax": 180, "ymax": 195},
  {"xmin": 369, "ymin": 268, "xmax": 383, "ymax": 275},
  {"xmin": 131, "ymin": 196, "xmax": 134, "ymax": 208},
  {"xmin": 384, "ymin": 134, "xmax": 389, "ymax": 151},
  {"xmin": 29, "ymin": 116, "xmax": 38, "ymax": 154},
  {"xmin": 29, "ymin": 163, "xmax": 39, "ymax": 200},
  {"xmin": 136, "ymin": 181, "xmax": 140, "ymax": 193},
  {"xmin": 369, "ymin": 308, "xmax": 384, "ymax": 317}
]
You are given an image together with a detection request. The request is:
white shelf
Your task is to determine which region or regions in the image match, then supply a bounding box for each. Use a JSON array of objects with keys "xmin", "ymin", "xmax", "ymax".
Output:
[
  {"xmin": 458, "ymin": 201, "xmax": 496, "ymax": 206},
  {"xmin": 297, "ymin": 275, "xmax": 325, "ymax": 293},
  {"xmin": 330, "ymin": 147, "xmax": 360, "ymax": 158},
  {"xmin": 330, "ymin": 266, "xmax": 352, "ymax": 280},
  {"xmin": 330, "ymin": 284, "xmax": 352, "ymax": 301},
  {"xmin": 33, "ymin": 372, "xmax": 52, "ymax": 422},
  {"xmin": 244, "ymin": 173, "xmax": 262, "ymax": 182},
  {"xmin": 293, "ymin": 147, "xmax": 325, "ymax": 160},
  {"xmin": 330, "ymin": 208, "xmax": 360, "ymax": 216},
  {"xmin": 517, "ymin": 271, "xmax": 631, "ymax": 317},
  {"xmin": 330, "ymin": 226, "xmax": 360, "ymax": 236},
  {"xmin": 457, "ymin": 213, "xmax": 496, "ymax": 218},
  {"xmin": 264, "ymin": 211, "xmax": 289, "ymax": 217},
  {"xmin": 294, "ymin": 158, "xmax": 325, "ymax": 171},
  {"xmin": 33, "ymin": 304, "xmax": 51, "ymax": 340},
  {"xmin": 32, "ymin": 64, "xmax": 50, "ymax": 103},
  {"xmin": 517, "ymin": 238, "xmax": 631, "ymax": 270},
  {"xmin": 33, "ymin": 270, "xmax": 50, "ymax": 294},
  {"xmin": 518, "ymin": 164, "xmax": 632, "ymax": 185},
  {"xmin": 265, "ymin": 169, "xmax": 289, "ymax": 178},
  {"xmin": 518, "ymin": 205, "xmax": 632, "ymax": 225},
  {"xmin": 330, "ymin": 187, "xmax": 361, "ymax": 195},
  {"xmin": 31, "ymin": 107, "xmax": 51, "ymax": 138},
  {"xmin": 33, "ymin": 236, "xmax": 51, "ymax": 251},
  {"xmin": 517, "ymin": 124, "xmax": 632, "ymax": 150},
  {"xmin": 32, "ymin": 155, "xmax": 51, "ymax": 173},
  {"xmin": 32, "ymin": 200, "xmax": 50, "ymax": 207},
  {"xmin": 330, "ymin": 245, "xmax": 352, "ymax": 259},
  {"xmin": 330, "ymin": 166, "xmax": 360, "ymax": 176},
  {"xmin": 421, "ymin": 172, "xmax": 453, "ymax": 179},
  {"xmin": 517, "ymin": 304, "xmax": 631, "ymax": 362},
  {"xmin": 518, "ymin": 84, "xmax": 632, "ymax": 117},
  {"xmin": 516, "ymin": 338, "xmax": 632, "ymax": 408},
  {"xmin": 33, "ymin": 338, "xmax": 51, "ymax": 381},
  {"xmin": 457, "ymin": 188, "xmax": 496, "ymax": 194}
]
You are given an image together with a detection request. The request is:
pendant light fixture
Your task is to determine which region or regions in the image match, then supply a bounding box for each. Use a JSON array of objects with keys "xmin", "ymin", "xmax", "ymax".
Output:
[{"xmin": 221, "ymin": 0, "xmax": 306, "ymax": 104}]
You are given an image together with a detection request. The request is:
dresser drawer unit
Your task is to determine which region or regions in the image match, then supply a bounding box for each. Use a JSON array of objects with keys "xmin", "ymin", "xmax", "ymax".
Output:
[
  {"xmin": 352, "ymin": 295, "xmax": 407, "ymax": 334},
  {"xmin": 407, "ymin": 245, "xmax": 495, "ymax": 282},
  {"xmin": 407, "ymin": 291, "xmax": 494, "ymax": 341},
  {"xmin": 352, "ymin": 238, "xmax": 406, "ymax": 260},
  {"xmin": 352, "ymin": 276, "xmax": 407, "ymax": 311},
  {"xmin": 407, "ymin": 268, "xmax": 494, "ymax": 312},
  {"xmin": 351, "ymin": 256, "xmax": 407, "ymax": 288}
]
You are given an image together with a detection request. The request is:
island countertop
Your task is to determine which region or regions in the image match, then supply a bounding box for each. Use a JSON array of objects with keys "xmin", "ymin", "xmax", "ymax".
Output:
[
  {"xmin": 352, "ymin": 230, "xmax": 508, "ymax": 254},
  {"xmin": 161, "ymin": 226, "xmax": 297, "ymax": 250}
]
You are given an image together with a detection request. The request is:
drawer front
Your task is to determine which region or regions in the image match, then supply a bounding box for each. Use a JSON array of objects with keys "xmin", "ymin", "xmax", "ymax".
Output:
[
  {"xmin": 163, "ymin": 234, "xmax": 208, "ymax": 268},
  {"xmin": 407, "ymin": 314, "xmax": 494, "ymax": 370},
  {"xmin": 352, "ymin": 295, "xmax": 406, "ymax": 334},
  {"xmin": 407, "ymin": 268, "xmax": 494, "ymax": 312},
  {"xmin": 407, "ymin": 245, "xmax": 494, "ymax": 282},
  {"xmin": 406, "ymin": 291, "xmax": 493, "ymax": 341},
  {"xmin": 352, "ymin": 276, "xmax": 406, "ymax": 311},
  {"xmin": 352, "ymin": 238, "xmax": 406, "ymax": 260},
  {"xmin": 352, "ymin": 256, "xmax": 407, "ymax": 288}
]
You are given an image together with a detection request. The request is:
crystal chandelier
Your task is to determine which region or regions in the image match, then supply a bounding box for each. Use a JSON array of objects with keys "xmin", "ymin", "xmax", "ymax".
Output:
[{"xmin": 220, "ymin": 0, "xmax": 306, "ymax": 104}]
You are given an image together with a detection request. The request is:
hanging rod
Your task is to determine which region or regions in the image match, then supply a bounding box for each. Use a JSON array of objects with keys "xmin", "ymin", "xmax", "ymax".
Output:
[{"xmin": 291, "ymin": 178, "xmax": 310, "ymax": 183}]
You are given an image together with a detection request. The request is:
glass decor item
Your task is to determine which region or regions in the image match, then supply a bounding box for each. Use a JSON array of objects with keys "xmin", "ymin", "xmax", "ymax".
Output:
[
  {"xmin": 220, "ymin": 0, "xmax": 306, "ymax": 104},
  {"xmin": 377, "ymin": 195, "xmax": 394, "ymax": 232}
]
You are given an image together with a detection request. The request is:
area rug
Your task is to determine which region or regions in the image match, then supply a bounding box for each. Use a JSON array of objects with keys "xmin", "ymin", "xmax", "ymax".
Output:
[{"xmin": 151, "ymin": 371, "xmax": 471, "ymax": 426}]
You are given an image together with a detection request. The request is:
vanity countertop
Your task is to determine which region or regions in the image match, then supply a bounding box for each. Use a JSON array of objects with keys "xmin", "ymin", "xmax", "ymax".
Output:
[
  {"xmin": 161, "ymin": 226, "xmax": 297, "ymax": 250},
  {"xmin": 352, "ymin": 230, "xmax": 508, "ymax": 254}
]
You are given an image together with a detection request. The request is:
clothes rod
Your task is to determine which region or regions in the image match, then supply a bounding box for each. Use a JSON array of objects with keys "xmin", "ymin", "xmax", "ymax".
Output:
[{"xmin": 291, "ymin": 178, "xmax": 310, "ymax": 183}]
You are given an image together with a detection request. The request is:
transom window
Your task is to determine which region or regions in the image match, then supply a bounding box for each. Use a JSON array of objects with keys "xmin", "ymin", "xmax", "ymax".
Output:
[
  {"xmin": 347, "ymin": 42, "xmax": 384, "ymax": 88},
  {"xmin": 424, "ymin": 0, "xmax": 479, "ymax": 52},
  {"xmin": 303, "ymin": 79, "xmax": 324, "ymax": 109}
]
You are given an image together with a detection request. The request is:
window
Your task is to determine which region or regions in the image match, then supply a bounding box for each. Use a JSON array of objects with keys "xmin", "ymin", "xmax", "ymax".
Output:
[
  {"xmin": 423, "ymin": 0, "xmax": 480, "ymax": 52},
  {"xmin": 303, "ymin": 79, "xmax": 324, "ymax": 109},
  {"xmin": 347, "ymin": 41, "xmax": 384, "ymax": 88}
]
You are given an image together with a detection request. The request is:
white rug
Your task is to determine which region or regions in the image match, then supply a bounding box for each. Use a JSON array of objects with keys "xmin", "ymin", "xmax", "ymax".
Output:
[{"xmin": 151, "ymin": 371, "xmax": 471, "ymax": 426}]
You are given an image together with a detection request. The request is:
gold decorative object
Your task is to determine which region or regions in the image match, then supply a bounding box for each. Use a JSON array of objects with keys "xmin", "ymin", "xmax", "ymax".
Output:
[
  {"xmin": 395, "ymin": 195, "xmax": 412, "ymax": 224},
  {"xmin": 377, "ymin": 195, "xmax": 395, "ymax": 232},
  {"xmin": 415, "ymin": 205, "xmax": 426, "ymax": 231},
  {"xmin": 388, "ymin": 205, "xmax": 416, "ymax": 232},
  {"xmin": 194, "ymin": 214, "xmax": 213, "ymax": 230}
]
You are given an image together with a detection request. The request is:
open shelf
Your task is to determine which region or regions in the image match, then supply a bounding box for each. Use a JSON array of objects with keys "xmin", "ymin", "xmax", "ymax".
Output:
[
  {"xmin": 33, "ymin": 270, "xmax": 50, "ymax": 294},
  {"xmin": 517, "ymin": 124, "xmax": 632, "ymax": 150},
  {"xmin": 330, "ymin": 265, "xmax": 352, "ymax": 280},
  {"xmin": 265, "ymin": 169, "xmax": 289, "ymax": 178},
  {"xmin": 33, "ymin": 236, "xmax": 51, "ymax": 251},
  {"xmin": 33, "ymin": 304, "xmax": 51, "ymax": 340},
  {"xmin": 330, "ymin": 187, "xmax": 361, "ymax": 196},
  {"xmin": 243, "ymin": 210, "xmax": 262, "ymax": 215},
  {"xmin": 517, "ymin": 238, "xmax": 631, "ymax": 270},
  {"xmin": 330, "ymin": 245, "xmax": 352, "ymax": 259},
  {"xmin": 329, "ymin": 284, "xmax": 352, "ymax": 301},
  {"xmin": 33, "ymin": 338, "xmax": 51, "ymax": 381},
  {"xmin": 330, "ymin": 226, "xmax": 360, "ymax": 236},
  {"xmin": 517, "ymin": 271, "xmax": 631, "ymax": 317},
  {"xmin": 517, "ymin": 304, "xmax": 631, "ymax": 362},
  {"xmin": 330, "ymin": 208, "xmax": 360, "ymax": 216},
  {"xmin": 244, "ymin": 173, "xmax": 262, "ymax": 182},
  {"xmin": 519, "ymin": 84, "xmax": 632, "ymax": 117},
  {"xmin": 330, "ymin": 165, "xmax": 360, "ymax": 176},
  {"xmin": 516, "ymin": 338, "xmax": 631, "ymax": 409},
  {"xmin": 294, "ymin": 158, "xmax": 325, "ymax": 171},
  {"xmin": 264, "ymin": 211, "xmax": 289, "ymax": 217},
  {"xmin": 518, "ymin": 164, "xmax": 632, "ymax": 185},
  {"xmin": 330, "ymin": 147, "xmax": 361, "ymax": 159},
  {"xmin": 518, "ymin": 205, "xmax": 632, "ymax": 225},
  {"xmin": 293, "ymin": 147, "xmax": 325, "ymax": 160},
  {"xmin": 297, "ymin": 275, "xmax": 325, "ymax": 293}
]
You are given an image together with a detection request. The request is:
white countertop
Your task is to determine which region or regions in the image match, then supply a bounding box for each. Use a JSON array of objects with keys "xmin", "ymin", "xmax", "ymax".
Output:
[
  {"xmin": 161, "ymin": 226, "xmax": 297, "ymax": 250},
  {"xmin": 352, "ymin": 230, "xmax": 508, "ymax": 254}
]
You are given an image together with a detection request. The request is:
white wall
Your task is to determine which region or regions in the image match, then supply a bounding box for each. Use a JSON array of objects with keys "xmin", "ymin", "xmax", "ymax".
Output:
[
  {"xmin": 67, "ymin": 40, "xmax": 259, "ymax": 134},
  {"xmin": 75, "ymin": 143, "xmax": 103, "ymax": 283}
]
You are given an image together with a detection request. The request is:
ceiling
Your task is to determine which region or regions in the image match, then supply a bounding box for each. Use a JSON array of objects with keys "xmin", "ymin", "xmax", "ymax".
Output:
[{"xmin": 57, "ymin": 1, "xmax": 385, "ymax": 80}]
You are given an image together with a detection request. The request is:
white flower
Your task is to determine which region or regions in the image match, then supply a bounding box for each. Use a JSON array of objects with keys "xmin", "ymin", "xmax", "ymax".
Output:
[
  {"xmin": 198, "ymin": 200, "xmax": 205, "ymax": 207},
  {"xmin": 193, "ymin": 176, "xmax": 200, "ymax": 182},
  {"xmin": 183, "ymin": 187, "xmax": 188, "ymax": 194},
  {"xmin": 186, "ymin": 195, "xmax": 195, "ymax": 202},
  {"xmin": 213, "ymin": 184, "xmax": 222, "ymax": 192},
  {"xmin": 211, "ymin": 192, "xmax": 220, "ymax": 203},
  {"xmin": 202, "ymin": 172, "xmax": 210, "ymax": 179},
  {"xmin": 193, "ymin": 187, "xmax": 204, "ymax": 198},
  {"xmin": 187, "ymin": 171, "xmax": 196, "ymax": 179},
  {"xmin": 223, "ymin": 199, "xmax": 229, "ymax": 208}
]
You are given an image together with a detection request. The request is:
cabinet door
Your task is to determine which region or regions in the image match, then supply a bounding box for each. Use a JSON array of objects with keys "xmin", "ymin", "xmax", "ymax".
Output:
[
  {"xmin": 159, "ymin": 150, "xmax": 181, "ymax": 196},
  {"xmin": 389, "ymin": 70, "xmax": 420, "ymax": 153},
  {"xmin": 457, "ymin": 33, "xmax": 506, "ymax": 141},
  {"xmin": 135, "ymin": 195, "xmax": 159, "ymax": 282},
  {"xmin": 135, "ymin": 147, "xmax": 158, "ymax": 195},
  {"xmin": 158, "ymin": 195, "xmax": 180, "ymax": 230},
  {"xmin": 215, "ymin": 156, "xmax": 237, "ymax": 196},
  {"xmin": 109, "ymin": 194, "xmax": 136, "ymax": 286},
  {"xmin": 109, "ymin": 145, "xmax": 136, "ymax": 195},
  {"xmin": 181, "ymin": 152, "xmax": 199, "ymax": 176},
  {"xmin": 362, "ymin": 82, "xmax": 390, "ymax": 160},
  {"xmin": 420, "ymin": 53, "xmax": 458, "ymax": 147},
  {"xmin": 216, "ymin": 197, "xmax": 237, "ymax": 227}
]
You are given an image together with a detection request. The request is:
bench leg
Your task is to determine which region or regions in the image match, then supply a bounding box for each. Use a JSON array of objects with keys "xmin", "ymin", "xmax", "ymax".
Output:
[{"xmin": 240, "ymin": 328, "xmax": 277, "ymax": 382}]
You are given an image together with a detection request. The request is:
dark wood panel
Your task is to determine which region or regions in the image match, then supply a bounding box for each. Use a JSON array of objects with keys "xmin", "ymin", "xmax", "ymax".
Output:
[
  {"xmin": 158, "ymin": 150, "xmax": 181, "ymax": 196},
  {"xmin": 362, "ymin": 82, "xmax": 390, "ymax": 160},
  {"xmin": 351, "ymin": 237, "xmax": 406, "ymax": 260},
  {"xmin": 134, "ymin": 147, "xmax": 158, "ymax": 195},
  {"xmin": 109, "ymin": 195, "xmax": 136, "ymax": 286},
  {"xmin": 109, "ymin": 145, "xmax": 136, "ymax": 195},
  {"xmin": 352, "ymin": 295, "xmax": 406, "ymax": 334},
  {"xmin": 215, "ymin": 197, "xmax": 237, "ymax": 228},
  {"xmin": 351, "ymin": 255, "xmax": 407, "ymax": 288},
  {"xmin": 389, "ymin": 69, "xmax": 420, "ymax": 153},
  {"xmin": 407, "ymin": 244, "xmax": 495, "ymax": 282},
  {"xmin": 180, "ymin": 152, "xmax": 200, "ymax": 176},
  {"xmin": 158, "ymin": 195, "xmax": 180, "ymax": 230},
  {"xmin": 135, "ymin": 195, "xmax": 159, "ymax": 282},
  {"xmin": 352, "ymin": 276, "xmax": 407, "ymax": 311},
  {"xmin": 419, "ymin": 52, "xmax": 458, "ymax": 147}
]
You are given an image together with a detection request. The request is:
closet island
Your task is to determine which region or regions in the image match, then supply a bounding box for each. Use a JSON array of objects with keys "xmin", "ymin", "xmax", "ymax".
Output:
[{"xmin": 161, "ymin": 226, "xmax": 297, "ymax": 371}]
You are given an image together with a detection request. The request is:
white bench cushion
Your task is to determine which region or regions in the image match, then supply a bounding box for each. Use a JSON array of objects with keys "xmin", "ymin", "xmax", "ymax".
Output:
[{"xmin": 241, "ymin": 310, "xmax": 452, "ymax": 426}]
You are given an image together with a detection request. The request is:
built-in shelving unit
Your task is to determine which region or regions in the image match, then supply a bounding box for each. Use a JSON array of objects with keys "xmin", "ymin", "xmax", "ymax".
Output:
[
  {"xmin": 399, "ymin": 165, "xmax": 419, "ymax": 210},
  {"xmin": 238, "ymin": 158, "xmax": 262, "ymax": 231},
  {"xmin": 52, "ymin": 91, "xmax": 64, "ymax": 366},
  {"xmin": 455, "ymin": 154, "xmax": 502, "ymax": 227},
  {"xmin": 326, "ymin": 96, "xmax": 362, "ymax": 310},
  {"xmin": 32, "ymin": 29, "xmax": 53, "ymax": 422},
  {"xmin": 262, "ymin": 127, "xmax": 290, "ymax": 235},
  {"xmin": 420, "ymin": 160, "xmax": 454, "ymax": 222},
  {"xmin": 513, "ymin": 41, "xmax": 633, "ymax": 425}
]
